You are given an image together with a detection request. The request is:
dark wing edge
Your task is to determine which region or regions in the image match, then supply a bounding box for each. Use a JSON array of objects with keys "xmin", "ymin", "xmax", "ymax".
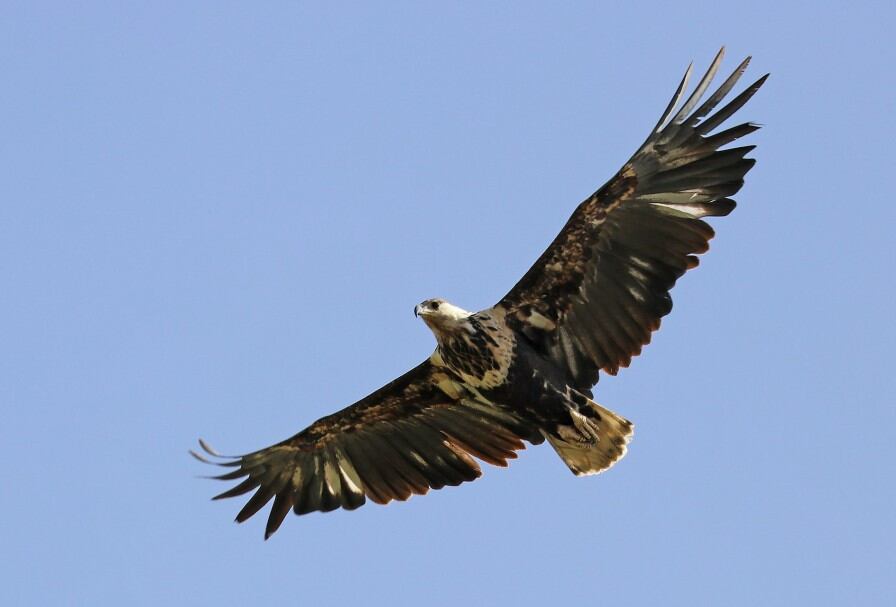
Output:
[
  {"xmin": 191, "ymin": 361, "xmax": 540, "ymax": 539},
  {"xmin": 499, "ymin": 48, "xmax": 767, "ymax": 389}
]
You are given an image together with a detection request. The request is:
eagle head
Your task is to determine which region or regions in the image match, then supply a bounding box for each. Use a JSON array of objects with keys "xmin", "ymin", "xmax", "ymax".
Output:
[{"xmin": 414, "ymin": 298, "xmax": 472, "ymax": 333}]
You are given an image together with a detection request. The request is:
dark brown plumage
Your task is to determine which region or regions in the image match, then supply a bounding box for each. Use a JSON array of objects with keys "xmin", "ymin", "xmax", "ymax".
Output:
[{"xmin": 193, "ymin": 48, "xmax": 766, "ymax": 538}]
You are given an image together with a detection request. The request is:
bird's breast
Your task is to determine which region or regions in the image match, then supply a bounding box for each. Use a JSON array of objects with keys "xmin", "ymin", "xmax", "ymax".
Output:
[{"xmin": 435, "ymin": 316, "xmax": 514, "ymax": 390}]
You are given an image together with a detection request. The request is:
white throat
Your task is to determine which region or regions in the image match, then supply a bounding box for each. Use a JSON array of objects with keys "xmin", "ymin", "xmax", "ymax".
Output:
[{"xmin": 435, "ymin": 302, "xmax": 472, "ymax": 321}]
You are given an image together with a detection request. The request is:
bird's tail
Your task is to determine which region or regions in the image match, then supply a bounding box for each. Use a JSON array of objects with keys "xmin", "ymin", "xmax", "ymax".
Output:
[{"xmin": 544, "ymin": 399, "xmax": 633, "ymax": 476}]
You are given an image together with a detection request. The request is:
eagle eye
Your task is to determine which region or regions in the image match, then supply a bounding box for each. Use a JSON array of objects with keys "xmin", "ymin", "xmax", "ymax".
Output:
[{"xmin": 430, "ymin": 301, "xmax": 440, "ymax": 310}]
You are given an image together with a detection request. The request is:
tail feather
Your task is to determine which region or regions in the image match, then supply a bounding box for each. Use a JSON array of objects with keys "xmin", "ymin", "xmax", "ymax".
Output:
[{"xmin": 545, "ymin": 400, "xmax": 634, "ymax": 476}]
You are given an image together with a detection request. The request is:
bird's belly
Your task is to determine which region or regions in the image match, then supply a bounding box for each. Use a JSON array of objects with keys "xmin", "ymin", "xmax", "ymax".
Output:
[{"xmin": 482, "ymin": 340, "xmax": 590, "ymax": 417}]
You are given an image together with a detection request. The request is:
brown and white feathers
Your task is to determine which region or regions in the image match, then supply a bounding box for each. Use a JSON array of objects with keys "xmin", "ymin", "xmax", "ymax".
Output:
[{"xmin": 194, "ymin": 48, "xmax": 766, "ymax": 538}]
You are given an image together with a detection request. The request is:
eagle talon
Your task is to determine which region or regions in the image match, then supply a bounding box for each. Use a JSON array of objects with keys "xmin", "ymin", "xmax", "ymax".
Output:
[{"xmin": 556, "ymin": 414, "xmax": 600, "ymax": 445}]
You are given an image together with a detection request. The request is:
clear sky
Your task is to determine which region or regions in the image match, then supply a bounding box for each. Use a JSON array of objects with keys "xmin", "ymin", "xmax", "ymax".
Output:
[{"xmin": 2, "ymin": 2, "xmax": 894, "ymax": 605}]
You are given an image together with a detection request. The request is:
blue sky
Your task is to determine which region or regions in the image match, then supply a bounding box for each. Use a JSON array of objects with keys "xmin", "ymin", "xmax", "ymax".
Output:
[{"xmin": 2, "ymin": 2, "xmax": 894, "ymax": 605}]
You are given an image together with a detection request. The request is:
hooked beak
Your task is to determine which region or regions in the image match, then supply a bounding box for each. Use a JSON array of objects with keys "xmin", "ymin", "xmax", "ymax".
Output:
[{"xmin": 414, "ymin": 304, "xmax": 421, "ymax": 318}]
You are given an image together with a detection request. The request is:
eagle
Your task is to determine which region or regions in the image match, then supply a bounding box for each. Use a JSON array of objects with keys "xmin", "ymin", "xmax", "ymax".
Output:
[{"xmin": 193, "ymin": 48, "xmax": 767, "ymax": 539}]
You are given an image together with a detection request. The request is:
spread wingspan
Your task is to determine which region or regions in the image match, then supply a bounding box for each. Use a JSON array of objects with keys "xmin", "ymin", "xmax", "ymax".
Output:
[
  {"xmin": 499, "ymin": 48, "xmax": 767, "ymax": 389},
  {"xmin": 195, "ymin": 48, "xmax": 766, "ymax": 538}
]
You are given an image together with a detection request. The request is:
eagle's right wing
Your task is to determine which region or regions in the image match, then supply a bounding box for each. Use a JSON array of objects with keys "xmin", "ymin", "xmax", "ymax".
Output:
[
  {"xmin": 498, "ymin": 48, "xmax": 766, "ymax": 390},
  {"xmin": 192, "ymin": 361, "xmax": 540, "ymax": 538}
]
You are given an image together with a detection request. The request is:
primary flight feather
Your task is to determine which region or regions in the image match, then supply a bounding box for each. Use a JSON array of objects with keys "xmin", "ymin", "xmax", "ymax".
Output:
[{"xmin": 193, "ymin": 48, "xmax": 767, "ymax": 539}]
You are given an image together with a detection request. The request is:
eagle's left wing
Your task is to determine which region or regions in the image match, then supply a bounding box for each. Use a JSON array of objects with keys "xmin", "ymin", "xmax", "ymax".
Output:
[
  {"xmin": 498, "ymin": 48, "xmax": 766, "ymax": 390},
  {"xmin": 192, "ymin": 361, "xmax": 540, "ymax": 538}
]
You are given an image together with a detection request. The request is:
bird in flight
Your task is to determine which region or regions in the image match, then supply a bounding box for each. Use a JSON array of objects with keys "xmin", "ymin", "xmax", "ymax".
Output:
[{"xmin": 193, "ymin": 48, "xmax": 767, "ymax": 539}]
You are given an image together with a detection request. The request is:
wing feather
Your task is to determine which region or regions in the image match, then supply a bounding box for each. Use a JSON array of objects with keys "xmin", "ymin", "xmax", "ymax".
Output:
[
  {"xmin": 194, "ymin": 361, "xmax": 537, "ymax": 538},
  {"xmin": 499, "ymin": 49, "xmax": 766, "ymax": 389}
]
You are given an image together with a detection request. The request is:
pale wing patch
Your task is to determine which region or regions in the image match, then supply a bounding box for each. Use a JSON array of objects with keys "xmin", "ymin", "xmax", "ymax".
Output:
[
  {"xmin": 650, "ymin": 201, "xmax": 712, "ymax": 218},
  {"xmin": 524, "ymin": 309, "xmax": 557, "ymax": 331},
  {"xmin": 429, "ymin": 348, "xmax": 446, "ymax": 367},
  {"xmin": 334, "ymin": 447, "xmax": 364, "ymax": 494},
  {"xmin": 433, "ymin": 372, "xmax": 466, "ymax": 400}
]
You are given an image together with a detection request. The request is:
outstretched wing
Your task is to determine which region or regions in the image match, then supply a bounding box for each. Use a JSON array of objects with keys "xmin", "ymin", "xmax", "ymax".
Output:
[
  {"xmin": 192, "ymin": 361, "xmax": 540, "ymax": 538},
  {"xmin": 499, "ymin": 48, "xmax": 766, "ymax": 390}
]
